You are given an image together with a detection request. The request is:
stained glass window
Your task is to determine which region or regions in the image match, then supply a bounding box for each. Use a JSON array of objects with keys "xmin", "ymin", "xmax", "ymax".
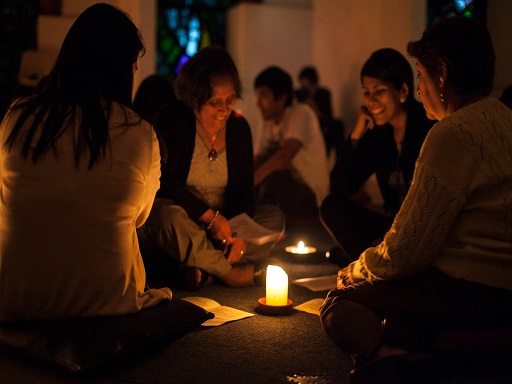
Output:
[
  {"xmin": 427, "ymin": 0, "xmax": 487, "ymax": 25},
  {"xmin": 157, "ymin": 0, "xmax": 240, "ymax": 77}
]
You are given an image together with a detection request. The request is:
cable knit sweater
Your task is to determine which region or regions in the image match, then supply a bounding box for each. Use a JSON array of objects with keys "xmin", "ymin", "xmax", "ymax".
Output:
[{"xmin": 348, "ymin": 97, "xmax": 512, "ymax": 291}]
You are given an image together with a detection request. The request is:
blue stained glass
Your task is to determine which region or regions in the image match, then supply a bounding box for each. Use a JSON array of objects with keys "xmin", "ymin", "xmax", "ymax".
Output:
[
  {"xmin": 427, "ymin": 0, "xmax": 486, "ymax": 26},
  {"xmin": 189, "ymin": 28, "xmax": 200, "ymax": 40},
  {"xmin": 190, "ymin": 15, "xmax": 200, "ymax": 30},
  {"xmin": 189, "ymin": 18, "xmax": 200, "ymax": 39},
  {"xmin": 181, "ymin": 8, "xmax": 190, "ymax": 24},
  {"xmin": 455, "ymin": 0, "xmax": 470, "ymax": 12},
  {"xmin": 186, "ymin": 40, "xmax": 198, "ymax": 56},
  {"xmin": 176, "ymin": 54, "xmax": 190, "ymax": 74},
  {"xmin": 177, "ymin": 28, "xmax": 187, "ymax": 47},
  {"xmin": 157, "ymin": 0, "xmax": 237, "ymax": 76},
  {"xmin": 166, "ymin": 9, "xmax": 178, "ymax": 29}
]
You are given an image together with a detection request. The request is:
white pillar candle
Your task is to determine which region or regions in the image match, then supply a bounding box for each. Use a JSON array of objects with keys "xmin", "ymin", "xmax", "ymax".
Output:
[{"xmin": 266, "ymin": 265, "xmax": 288, "ymax": 306}]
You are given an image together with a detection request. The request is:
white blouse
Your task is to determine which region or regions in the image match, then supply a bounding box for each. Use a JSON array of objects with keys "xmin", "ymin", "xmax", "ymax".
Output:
[{"xmin": 0, "ymin": 101, "xmax": 172, "ymax": 323}]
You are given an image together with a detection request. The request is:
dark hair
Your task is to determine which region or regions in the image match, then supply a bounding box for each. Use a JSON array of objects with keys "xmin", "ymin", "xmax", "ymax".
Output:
[
  {"xmin": 500, "ymin": 86, "xmax": 512, "ymax": 109},
  {"xmin": 299, "ymin": 66, "xmax": 319, "ymax": 83},
  {"xmin": 174, "ymin": 46, "xmax": 242, "ymax": 110},
  {"xmin": 407, "ymin": 16, "xmax": 494, "ymax": 96},
  {"xmin": 361, "ymin": 48, "xmax": 415, "ymax": 103},
  {"xmin": 5, "ymin": 3, "xmax": 144, "ymax": 169},
  {"xmin": 133, "ymin": 74, "xmax": 175, "ymax": 124},
  {"xmin": 254, "ymin": 66, "xmax": 293, "ymax": 106}
]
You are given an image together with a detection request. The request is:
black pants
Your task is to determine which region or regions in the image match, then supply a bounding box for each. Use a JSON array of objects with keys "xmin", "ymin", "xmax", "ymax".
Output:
[
  {"xmin": 320, "ymin": 193, "xmax": 393, "ymax": 260},
  {"xmin": 320, "ymin": 268, "xmax": 512, "ymax": 358}
]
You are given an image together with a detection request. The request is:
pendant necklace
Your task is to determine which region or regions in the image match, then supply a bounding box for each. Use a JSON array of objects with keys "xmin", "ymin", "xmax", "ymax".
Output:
[{"xmin": 208, "ymin": 134, "xmax": 218, "ymax": 161}]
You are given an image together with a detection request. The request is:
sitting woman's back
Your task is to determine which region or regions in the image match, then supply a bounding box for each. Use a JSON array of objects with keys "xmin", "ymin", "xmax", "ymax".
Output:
[{"xmin": 0, "ymin": 4, "xmax": 171, "ymax": 323}]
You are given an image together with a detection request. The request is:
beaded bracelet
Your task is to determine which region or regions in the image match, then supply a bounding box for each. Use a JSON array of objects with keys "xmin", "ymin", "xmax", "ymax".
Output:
[{"xmin": 206, "ymin": 210, "xmax": 219, "ymax": 231}]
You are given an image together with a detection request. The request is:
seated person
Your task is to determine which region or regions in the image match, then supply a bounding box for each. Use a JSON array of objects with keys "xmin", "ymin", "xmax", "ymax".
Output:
[
  {"xmin": 320, "ymin": 48, "xmax": 433, "ymax": 265},
  {"xmin": 320, "ymin": 17, "xmax": 512, "ymax": 384},
  {"xmin": 0, "ymin": 3, "xmax": 171, "ymax": 323},
  {"xmin": 296, "ymin": 66, "xmax": 342, "ymax": 155},
  {"xmin": 137, "ymin": 47, "xmax": 285, "ymax": 290},
  {"xmin": 253, "ymin": 66, "xmax": 330, "ymax": 223},
  {"xmin": 132, "ymin": 74, "xmax": 175, "ymax": 124}
]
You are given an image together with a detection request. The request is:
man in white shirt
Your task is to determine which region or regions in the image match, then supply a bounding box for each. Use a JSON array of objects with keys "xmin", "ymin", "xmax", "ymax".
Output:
[{"xmin": 253, "ymin": 66, "xmax": 329, "ymax": 223}]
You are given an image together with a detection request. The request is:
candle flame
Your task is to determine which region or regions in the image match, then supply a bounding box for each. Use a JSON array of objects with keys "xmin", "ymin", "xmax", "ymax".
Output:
[
  {"xmin": 290, "ymin": 240, "xmax": 309, "ymax": 254},
  {"xmin": 285, "ymin": 240, "xmax": 316, "ymax": 255}
]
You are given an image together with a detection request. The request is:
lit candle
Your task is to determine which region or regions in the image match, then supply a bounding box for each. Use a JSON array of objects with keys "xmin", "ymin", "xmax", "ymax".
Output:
[
  {"xmin": 266, "ymin": 265, "xmax": 288, "ymax": 306},
  {"xmin": 293, "ymin": 241, "xmax": 309, "ymax": 254},
  {"xmin": 285, "ymin": 241, "xmax": 317, "ymax": 254}
]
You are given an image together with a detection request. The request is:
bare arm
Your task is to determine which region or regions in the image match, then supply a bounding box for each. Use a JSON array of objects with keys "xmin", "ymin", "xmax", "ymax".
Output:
[{"xmin": 254, "ymin": 138, "xmax": 302, "ymax": 186}]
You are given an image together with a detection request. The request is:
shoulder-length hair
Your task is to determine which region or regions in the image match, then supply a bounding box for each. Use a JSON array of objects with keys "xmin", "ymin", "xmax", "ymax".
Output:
[
  {"xmin": 407, "ymin": 16, "xmax": 494, "ymax": 97},
  {"xmin": 5, "ymin": 3, "xmax": 145, "ymax": 169},
  {"xmin": 361, "ymin": 48, "xmax": 416, "ymax": 105},
  {"xmin": 174, "ymin": 46, "xmax": 242, "ymax": 111}
]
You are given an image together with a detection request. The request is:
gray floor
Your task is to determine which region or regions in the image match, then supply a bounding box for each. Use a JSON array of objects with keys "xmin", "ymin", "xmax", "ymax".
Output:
[{"xmin": 2, "ymin": 223, "xmax": 510, "ymax": 383}]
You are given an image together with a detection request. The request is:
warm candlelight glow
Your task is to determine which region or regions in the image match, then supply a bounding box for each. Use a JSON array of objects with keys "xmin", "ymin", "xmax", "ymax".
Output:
[
  {"xmin": 265, "ymin": 265, "xmax": 288, "ymax": 306},
  {"xmin": 285, "ymin": 240, "xmax": 317, "ymax": 254},
  {"xmin": 294, "ymin": 241, "xmax": 309, "ymax": 254}
]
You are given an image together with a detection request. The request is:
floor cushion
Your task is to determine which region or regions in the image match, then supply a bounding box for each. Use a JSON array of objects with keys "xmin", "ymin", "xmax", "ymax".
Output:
[{"xmin": 0, "ymin": 299, "xmax": 213, "ymax": 374}]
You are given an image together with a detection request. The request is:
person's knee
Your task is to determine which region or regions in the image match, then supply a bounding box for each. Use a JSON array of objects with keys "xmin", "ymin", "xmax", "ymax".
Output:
[
  {"xmin": 320, "ymin": 302, "xmax": 350, "ymax": 347},
  {"xmin": 255, "ymin": 204, "xmax": 286, "ymax": 232},
  {"xmin": 154, "ymin": 200, "xmax": 189, "ymax": 227},
  {"xmin": 144, "ymin": 200, "xmax": 193, "ymax": 248}
]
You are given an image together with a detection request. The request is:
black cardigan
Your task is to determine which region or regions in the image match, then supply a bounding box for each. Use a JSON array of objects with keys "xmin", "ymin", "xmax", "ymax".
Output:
[
  {"xmin": 330, "ymin": 100, "xmax": 434, "ymax": 214},
  {"xmin": 154, "ymin": 100, "xmax": 255, "ymax": 221}
]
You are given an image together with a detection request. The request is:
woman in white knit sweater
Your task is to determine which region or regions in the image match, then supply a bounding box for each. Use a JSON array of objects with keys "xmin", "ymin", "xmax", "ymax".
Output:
[{"xmin": 320, "ymin": 16, "xmax": 512, "ymax": 384}]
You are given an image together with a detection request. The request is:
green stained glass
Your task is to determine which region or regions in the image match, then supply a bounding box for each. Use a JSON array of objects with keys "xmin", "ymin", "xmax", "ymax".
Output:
[{"xmin": 427, "ymin": 0, "xmax": 486, "ymax": 25}]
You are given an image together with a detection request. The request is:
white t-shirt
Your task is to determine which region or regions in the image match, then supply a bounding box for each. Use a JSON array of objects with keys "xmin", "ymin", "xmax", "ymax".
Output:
[{"xmin": 254, "ymin": 102, "xmax": 329, "ymax": 206}]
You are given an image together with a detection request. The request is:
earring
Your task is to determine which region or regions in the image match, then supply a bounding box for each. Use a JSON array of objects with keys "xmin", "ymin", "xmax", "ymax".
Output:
[{"xmin": 440, "ymin": 86, "xmax": 445, "ymax": 103}]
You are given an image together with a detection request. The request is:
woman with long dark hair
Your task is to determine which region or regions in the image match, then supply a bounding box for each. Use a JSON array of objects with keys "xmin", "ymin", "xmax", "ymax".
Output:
[{"xmin": 0, "ymin": 3, "xmax": 171, "ymax": 323}]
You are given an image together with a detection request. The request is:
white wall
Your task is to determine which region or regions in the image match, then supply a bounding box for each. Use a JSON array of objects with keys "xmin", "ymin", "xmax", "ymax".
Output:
[
  {"xmin": 34, "ymin": 0, "xmax": 512, "ymax": 119},
  {"xmin": 36, "ymin": 0, "xmax": 155, "ymax": 95},
  {"xmin": 311, "ymin": 0, "xmax": 427, "ymax": 132},
  {"xmin": 226, "ymin": 0, "xmax": 428, "ymax": 135},
  {"xmin": 227, "ymin": 2, "xmax": 313, "ymax": 135},
  {"xmin": 310, "ymin": 0, "xmax": 512, "ymax": 132}
]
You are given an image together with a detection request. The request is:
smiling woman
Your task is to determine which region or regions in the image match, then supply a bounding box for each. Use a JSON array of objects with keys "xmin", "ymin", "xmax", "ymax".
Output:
[
  {"xmin": 320, "ymin": 17, "xmax": 512, "ymax": 384},
  {"xmin": 320, "ymin": 48, "xmax": 435, "ymax": 265},
  {"xmin": 136, "ymin": 47, "xmax": 285, "ymax": 290},
  {"xmin": 194, "ymin": 78, "xmax": 236, "ymax": 161}
]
